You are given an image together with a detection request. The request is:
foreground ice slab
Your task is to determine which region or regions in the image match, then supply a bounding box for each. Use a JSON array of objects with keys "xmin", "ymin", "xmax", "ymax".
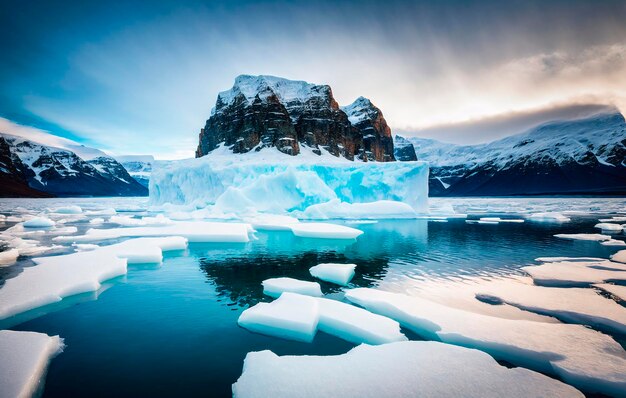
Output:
[
  {"xmin": 238, "ymin": 293, "xmax": 319, "ymax": 342},
  {"xmin": 595, "ymin": 284, "xmax": 626, "ymax": 301},
  {"xmin": 54, "ymin": 221, "xmax": 251, "ymax": 243},
  {"xmin": 0, "ymin": 330, "xmax": 64, "ymax": 398},
  {"xmin": 149, "ymin": 156, "xmax": 429, "ymax": 213},
  {"xmin": 474, "ymin": 279, "xmax": 626, "ymax": 334},
  {"xmin": 309, "ymin": 263, "xmax": 356, "ymax": 286},
  {"xmin": 232, "ymin": 341, "xmax": 583, "ymax": 398},
  {"xmin": 290, "ymin": 223, "xmax": 363, "ymax": 239},
  {"xmin": 0, "ymin": 237, "xmax": 188, "ymax": 320},
  {"xmin": 301, "ymin": 199, "xmax": 417, "ymax": 220},
  {"xmin": 345, "ymin": 288, "xmax": 626, "ymax": 397},
  {"xmin": 316, "ymin": 297, "xmax": 406, "ymax": 345},
  {"xmin": 522, "ymin": 259, "xmax": 626, "ymax": 286},
  {"xmin": 262, "ymin": 278, "xmax": 322, "ymax": 298},
  {"xmin": 612, "ymin": 249, "xmax": 626, "ymax": 263}
]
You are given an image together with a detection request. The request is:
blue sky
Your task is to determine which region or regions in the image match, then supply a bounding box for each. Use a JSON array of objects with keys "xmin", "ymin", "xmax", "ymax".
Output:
[{"xmin": 1, "ymin": 0, "xmax": 625, "ymax": 158}]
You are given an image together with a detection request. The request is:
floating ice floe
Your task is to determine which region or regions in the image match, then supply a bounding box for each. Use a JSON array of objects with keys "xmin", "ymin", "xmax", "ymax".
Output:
[
  {"xmin": 84, "ymin": 208, "xmax": 117, "ymax": 216},
  {"xmin": 22, "ymin": 217, "xmax": 55, "ymax": 228},
  {"xmin": 49, "ymin": 205, "xmax": 82, "ymax": 214},
  {"xmin": 300, "ymin": 199, "xmax": 417, "ymax": 220},
  {"xmin": 474, "ymin": 279, "xmax": 626, "ymax": 334},
  {"xmin": 262, "ymin": 278, "xmax": 322, "ymax": 298},
  {"xmin": 108, "ymin": 214, "xmax": 173, "ymax": 227},
  {"xmin": 527, "ymin": 212, "xmax": 571, "ymax": 222},
  {"xmin": 0, "ymin": 248, "xmax": 19, "ymax": 266},
  {"xmin": 0, "ymin": 236, "xmax": 188, "ymax": 320},
  {"xmin": 522, "ymin": 259, "xmax": 626, "ymax": 286},
  {"xmin": 554, "ymin": 233, "xmax": 611, "ymax": 241},
  {"xmin": 232, "ymin": 341, "xmax": 583, "ymax": 398},
  {"xmin": 594, "ymin": 223, "xmax": 625, "ymax": 232},
  {"xmin": 89, "ymin": 217, "xmax": 105, "ymax": 225},
  {"xmin": 315, "ymin": 297, "xmax": 406, "ymax": 345},
  {"xmin": 238, "ymin": 292, "xmax": 319, "ymax": 342},
  {"xmin": 0, "ymin": 330, "xmax": 64, "ymax": 398},
  {"xmin": 345, "ymin": 288, "xmax": 626, "ymax": 397},
  {"xmin": 244, "ymin": 214, "xmax": 300, "ymax": 231},
  {"xmin": 479, "ymin": 217, "xmax": 525, "ymax": 223},
  {"xmin": 599, "ymin": 216, "xmax": 626, "ymax": 223},
  {"xmin": 54, "ymin": 221, "xmax": 252, "ymax": 243},
  {"xmin": 595, "ymin": 284, "xmax": 626, "ymax": 301},
  {"xmin": 290, "ymin": 223, "xmax": 363, "ymax": 240},
  {"xmin": 535, "ymin": 256, "xmax": 605, "ymax": 262},
  {"xmin": 309, "ymin": 263, "xmax": 356, "ymax": 286},
  {"xmin": 602, "ymin": 239, "xmax": 626, "ymax": 247},
  {"xmin": 466, "ymin": 220, "xmax": 498, "ymax": 225},
  {"xmin": 72, "ymin": 243, "xmax": 99, "ymax": 252},
  {"xmin": 612, "ymin": 250, "xmax": 626, "ymax": 263}
]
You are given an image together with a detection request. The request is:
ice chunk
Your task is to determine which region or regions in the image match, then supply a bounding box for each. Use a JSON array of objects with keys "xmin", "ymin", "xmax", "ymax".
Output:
[
  {"xmin": 108, "ymin": 214, "xmax": 173, "ymax": 227},
  {"xmin": 149, "ymin": 158, "xmax": 429, "ymax": 214},
  {"xmin": 316, "ymin": 297, "xmax": 406, "ymax": 345},
  {"xmin": 595, "ymin": 223, "xmax": 624, "ymax": 232},
  {"xmin": 50, "ymin": 205, "xmax": 83, "ymax": 214},
  {"xmin": 480, "ymin": 217, "xmax": 524, "ymax": 223},
  {"xmin": 474, "ymin": 279, "xmax": 626, "ymax": 334},
  {"xmin": 602, "ymin": 239, "xmax": 626, "ymax": 247},
  {"xmin": 595, "ymin": 284, "xmax": 626, "ymax": 301},
  {"xmin": 22, "ymin": 217, "xmax": 55, "ymax": 228},
  {"xmin": 301, "ymin": 199, "xmax": 417, "ymax": 219},
  {"xmin": 466, "ymin": 220, "xmax": 498, "ymax": 225},
  {"xmin": 599, "ymin": 216, "xmax": 626, "ymax": 223},
  {"xmin": 262, "ymin": 278, "xmax": 322, "ymax": 298},
  {"xmin": 535, "ymin": 256, "xmax": 605, "ymax": 262},
  {"xmin": 89, "ymin": 217, "xmax": 105, "ymax": 225},
  {"xmin": 309, "ymin": 263, "xmax": 356, "ymax": 286},
  {"xmin": 232, "ymin": 341, "xmax": 583, "ymax": 398},
  {"xmin": 0, "ymin": 330, "xmax": 64, "ymax": 398},
  {"xmin": 245, "ymin": 214, "xmax": 300, "ymax": 231},
  {"xmin": 72, "ymin": 243, "xmax": 99, "ymax": 252},
  {"xmin": 523, "ymin": 259, "xmax": 626, "ymax": 286},
  {"xmin": 554, "ymin": 233, "xmax": 611, "ymax": 241},
  {"xmin": 238, "ymin": 292, "xmax": 319, "ymax": 342},
  {"xmin": 290, "ymin": 223, "xmax": 363, "ymax": 239},
  {"xmin": 345, "ymin": 288, "xmax": 626, "ymax": 397},
  {"xmin": 528, "ymin": 212, "xmax": 571, "ymax": 222},
  {"xmin": 54, "ymin": 221, "xmax": 251, "ymax": 243},
  {"xmin": 612, "ymin": 250, "xmax": 626, "ymax": 263},
  {"xmin": 85, "ymin": 208, "xmax": 117, "ymax": 216},
  {"xmin": 0, "ymin": 237, "xmax": 189, "ymax": 320},
  {"xmin": 0, "ymin": 248, "xmax": 19, "ymax": 266}
]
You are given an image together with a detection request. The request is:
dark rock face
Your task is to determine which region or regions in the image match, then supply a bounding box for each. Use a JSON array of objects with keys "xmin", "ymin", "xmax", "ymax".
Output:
[
  {"xmin": 196, "ymin": 75, "xmax": 395, "ymax": 161},
  {"xmin": 0, "ymin": 134, "xmax": 148, "ymax": 197},
  {"xmin": 0, "ymin": 136, "xmax": 52, "ymax": 197},
  {"xmin": 393, "ymin": 135, "xmax": 417, "ymax": 161},
  {"xmin": 342, "ymin": 97, "xmax": 395, "ymax": 161}
]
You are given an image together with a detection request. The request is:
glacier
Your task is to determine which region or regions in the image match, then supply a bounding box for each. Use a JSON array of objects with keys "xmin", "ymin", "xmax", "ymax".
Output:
[{"xmin": 149, "ymin": 147, "xmax": 429, "ymax": 216}]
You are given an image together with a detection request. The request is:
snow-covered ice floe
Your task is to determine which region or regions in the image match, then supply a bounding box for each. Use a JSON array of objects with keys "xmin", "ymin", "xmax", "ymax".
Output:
[
  {"xmin": 22, "ymin": 217, "xmax": 55, "ymax": 228},
  {"xmin": 474, "ymin": 279, "xmax": 626, "ymax": 334},
  {"xmin": 479, "ymin": 217, "xmax": 524, "ymax": 223},
  {"xmin": 309, "ymin": 263, "xmax": 356, "ymax": 286},
  {"xmin": 244, "ymin": 214, "xmax": 299, "ymax": 231},
  {"xmin": 108, "ymin": 214, "xmax": 173, "ymax": 227},
  {"xmin": 0, "ymin": 237, "xmax": 188, "ymax": 320},
  {"xmin": 262, "ymin": 278, "xmax": 322, "ymax": 298},
  {"xmin": 527, "ymin": 212, "xmax": 571, "ymax": 222},
  {"xmin": 522, "ymin": 259, "xmax": 626, "ymax": 286},
  {"xmin": 0, "ymin": 330, "xmax": 64, "ymax": 398},
  {"xmin": 595, "ymin": 284, "xmax": 626, "ymax": 301},
  {"xmin": 612, "ymin": 249, "xmax": 626, "ymax": 263},
  {"xmin": 149, "ymin": 155, "xmax": 429, "ymax": 214},
  {"xmin": 49, "ymin": 205, "xmax": 82, "ymax": 214},
  {"xmin": 290, "ymin": 223, "xmax": 363, "ymax": 240},
  {"xmin": 554, "ymin": 233, "xmax": 611, "ymax": 241},
  {"xmin": 232, "ymin": 341, "xmax": 583, "ymax": 398},
  {"xmin": 0, "ymin": 248, "xmax": 19, "ymax": 266},
  {"xmin": 54, "ymin": 221, "xmax": 251, "ymax": 243},
  {"xmin": 238, "ymin": 292, "xmax": 405, "ymax": 345},
  {"xmin": 595, "ymin": 223, "xmax": 625, "ymax": 232},
  {"xmin": 602, "ymin": 239, "xmax": 626, "ymax": 247},
  {"xmin": 345, "ymin": 288, "xmax": 626, "ymax": 397},
  {"xmin": 300, "ymin": 199, "xmax": 417, "ymax": 220}
]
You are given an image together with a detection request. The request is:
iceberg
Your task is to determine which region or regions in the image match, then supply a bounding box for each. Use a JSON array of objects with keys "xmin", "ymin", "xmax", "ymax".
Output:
[
  {"xmin": 232, "ymin": 341, "xmax": 583, "ymax": 398},
  {"xmin": 309, "ymin": 263, "xmax": 356, "ymax": 286},
  {"xmin": 262, "ymin": 278, "xmax": 323, "ymax": 298},
  {"xmin": 0, "ymin": 330, "xmax": 64, "ymax": 398},
  {"xmin": 149, "ymin": 153, "xmax": 429, "ymax": 215}
]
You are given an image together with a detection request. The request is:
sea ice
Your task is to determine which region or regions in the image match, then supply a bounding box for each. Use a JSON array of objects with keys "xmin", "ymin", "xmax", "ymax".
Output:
[
  {"xmin": 22, "ymin": 217, "xmax": 55, "ymax": 228},
  {"xmin": 599, "ymin": 216, "xmax": 626, "ymax": 223},
  {"xmin": 89, "ymin": 218, "xmax": 105, "ymax": 225},
  {"xmin": 528, "ymin": 212, "xmax": 571, "ymax": 222},
  {"xmin": 479, "ymin": 217, "xmax": 524, "ymax": 223},
  {"xmin": 0, "ymin": 330, "xmax": 64, "ymax": 398},
  {"xmin": 309, "ymin": 263, "xmax": 356, "ymax": 286},
  {"xmin": 602, "ymin": 239, "xmax": 626, "ymax": 247},
  {"xmin": 612, "ymin": 250, "xmax": 626, "ymax": 263},
  {"xmin": 290, "ymin": 223, "xmax": 363, "ymax": 239},
  {"xmin": 595, "ymin": 223, "xmax": 624, "ymax": 232},
  {"xmin": 84, "ymin": 208, "xmax": 117, "ymax": 216},
  {"xmin": 232, "ymin": 341, "xmax": 583, "ymax": 398},
  {"xmin": 522, "ymin": 260, "xmax": 626, "ymax": 286},
  {"xmin": 245, "ymin": 214, "xmax": 300, "ymax": 231},
  {"xmin": 49, "ymin": 205, "xmax": 82, "ymax": 214},
  {"xmin": 300, "ymin": 199, "xmax": 417, "ymax": 219},
  {"xmin": 345, "ymin": 288, "xmax": 626, "ymax": 397},
  {"xmin": 315, "ymin": 297, "xmax": 406, "ymax": 345},
  {"xmin": 554, "ymin": 233, "xmax": 611, "ymax": 241},
  {"xmin": 262, "ymin": 278, "xmax": 323, "ymax": 298},
  {"xmin": 595, "ymin": 284, "xmax": 626, "ymax": 301},
  {"xmin": 0, "ymin": 248, "xmax": 19, "ymax": 266},
  {"xmin": 108, "ymin": 214, "xmax": 173, "ymax": 227},
  {"xmin": 0, "ymin": 237, "xmax": 189, "ymax": 320},
  {"xmin": 238, "ymin": 292, "xmax": 319, "ymax": 342},
  {"xmin": 54, "ymin": 221, "xmax": 251, "ymax": 243}
]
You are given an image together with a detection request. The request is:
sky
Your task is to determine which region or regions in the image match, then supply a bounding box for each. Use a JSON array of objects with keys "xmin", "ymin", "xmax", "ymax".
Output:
[{"xmin": 1, "ymin": 0, "xmax": 625, "ymax": 158}]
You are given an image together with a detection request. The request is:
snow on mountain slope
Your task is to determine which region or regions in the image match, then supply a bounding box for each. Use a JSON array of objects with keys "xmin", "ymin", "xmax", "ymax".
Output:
[
  {"xmin": 115, "ymin": 155, "xmax": 174, "ymax": 188},
  {"xmin": 399, "ymin": 111, "xmax": 626, "ymax": 196}
]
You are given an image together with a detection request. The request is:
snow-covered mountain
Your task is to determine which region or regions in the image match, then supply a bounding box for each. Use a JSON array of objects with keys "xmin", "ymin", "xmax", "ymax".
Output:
[
  {"xmin": 397, "ymin": 110, "xmax": 626, "ymax": 196},
  {"xmin": 196, "ymin": 75, "xmax": 396, "ymax": 161},
  {"xmin": 0, "ymin": 133, "xmax": 148, "ymax": 197}
]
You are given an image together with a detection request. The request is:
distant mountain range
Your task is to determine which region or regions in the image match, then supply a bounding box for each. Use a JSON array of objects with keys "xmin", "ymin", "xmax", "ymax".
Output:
[
  {"xmin": 395, "ymin": 110, "xmax": 626, "ymax": 196},
  {"xmin": 0, "ymin": 133, "xmax": 147, "ymax": 197}
]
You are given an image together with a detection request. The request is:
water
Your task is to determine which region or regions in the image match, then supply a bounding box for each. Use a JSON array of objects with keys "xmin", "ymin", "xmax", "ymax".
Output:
[{"xmin": 1, "ymin": 197, "xmax": 625, "ymax": 397}]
